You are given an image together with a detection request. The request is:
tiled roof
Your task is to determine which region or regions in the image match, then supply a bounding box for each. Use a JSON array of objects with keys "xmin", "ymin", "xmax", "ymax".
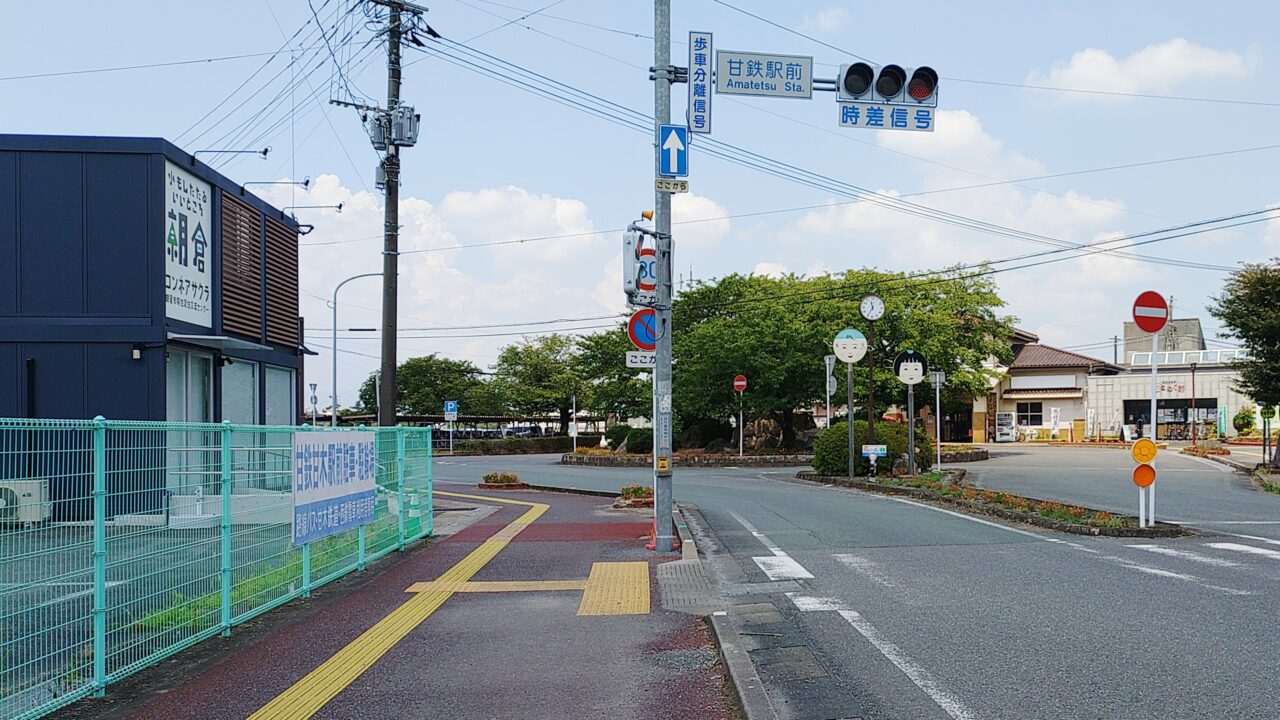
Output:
[
  {"xmin": 1011, "ymin": 343, "xmax": 1113, "ymax": 370},
  {"xmin": 1002, "ymin": 388, "xmax": 1084, "ymax": 399}
]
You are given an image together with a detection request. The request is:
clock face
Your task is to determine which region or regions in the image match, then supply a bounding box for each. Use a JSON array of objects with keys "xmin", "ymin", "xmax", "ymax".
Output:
[{"xmin": 860, "ymin": 295, "xmax": 885, "ymax": 321}]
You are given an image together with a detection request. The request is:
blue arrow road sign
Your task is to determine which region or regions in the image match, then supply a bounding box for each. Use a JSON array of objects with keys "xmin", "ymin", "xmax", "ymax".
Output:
[{"xmin": 659, "ymin": 124, "xmax": 688, "ymax": 177}]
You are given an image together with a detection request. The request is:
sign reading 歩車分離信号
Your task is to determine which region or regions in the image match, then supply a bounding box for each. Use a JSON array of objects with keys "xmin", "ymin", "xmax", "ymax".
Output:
[
  {"xmin": 164, "ymin": 160, "xmax": 213, "ymax": 327},
  {"xmin": 715, "ymin": 50, "xmax": 812, "ymax": 99},
  {"xmin": 688, "ymin": 31, "xmax": 713, "ymax": 133},
  {"xmin": 292, "ymin": 431, "xmax": 378, "ymax": 545}
]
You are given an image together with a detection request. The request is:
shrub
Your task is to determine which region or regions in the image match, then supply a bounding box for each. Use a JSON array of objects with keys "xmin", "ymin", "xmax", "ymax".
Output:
[
  {"xmin": 605, "ymin": 424, "xmax": 632, "ymax": 449},
  {"xmin": 626, "ymin": 427, "xmax": 654, "ymax": 455},
  {"xmin": 620, "ymin": 483, "xmax": 653, "ymax": 500},
  {"xmin": 1234, "ymin": 406, "xmax": 1256, "ymax": 434},
  {"xmin": 482, "ymin": 472, "xmax": 520, "ymax": 484},
  {"xmin": 812, "ymin": 420, "xmax": 933, "ymax": 476},
  {"xmin": 453, "ymin": 436, "xmax": 576, "ymax": 455}
]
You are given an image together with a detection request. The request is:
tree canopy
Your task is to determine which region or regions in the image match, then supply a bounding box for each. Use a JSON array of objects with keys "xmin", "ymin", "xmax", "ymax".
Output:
[
  {"xmin": 357, "ymin": 354, "xmax": 498, "ymax": 416},
  {"xmin": 491, "ymin": 334, "xmax": 586, "ymax": 432},
  {"xmin": 1209, "ymin": 260, "xmax": 1280, "ymax": 407}
]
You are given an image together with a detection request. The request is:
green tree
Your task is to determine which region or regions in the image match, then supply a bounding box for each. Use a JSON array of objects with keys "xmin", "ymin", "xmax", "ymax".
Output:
[
  {"xmin": 673, "ymin": 269, "xmax": 1012, "ymax": 448},
  {"xmin": 575, "ymin": 327, "xmax": 650, "ymax": 424},
  {"xmin": 1210, "ymin": 261, "xmax": 1280, "ymax": 409},
  {"xmin": 491, "ymin": 334, "xmax": 586, "ymax": 433},
  {"xmin": 356, "ymin": 354, "xmax": 499, "ymax": 416}
]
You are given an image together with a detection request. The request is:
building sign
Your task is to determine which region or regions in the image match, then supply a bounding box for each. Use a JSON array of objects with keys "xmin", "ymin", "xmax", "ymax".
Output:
[
  {"xmin": 292, "ymin": 431, "xmax": 378, "ymax": 545},
  {"xmin": 1158, "ymin": 381, "xmax": 1187, "ymax": 395},
  {"xmin": 715, "ymin": 50, "xmax": 812, "ymax": 99},
  {"xmin": 688, "ymin": 32, "xmax": 713, "ymax": 133},
  {"xmin": 838, "ymin": 102, "xmax": 935, "ymax": 132},
  {"xmin": 164, "ymin": 161, "xmax": 212, "ymax": 327}
]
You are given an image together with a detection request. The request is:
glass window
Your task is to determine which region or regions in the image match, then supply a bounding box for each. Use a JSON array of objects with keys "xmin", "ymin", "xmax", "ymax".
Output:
[
  {"xmin": 265, "ymin": 365, "xmax": 296, "ymax": 426},
  {"xmin": 1166, "ymin": 352, "xmax": 1185, "ymax": 364},
  {"xmin": 1201, "ymin": 351, "xmax": 1219, "ymax": 363},
  {"xmin": 166, "ymin": 350, "xmax": 187, "ymax": 423},
  {"xmin": 1016, "ymin": 402, "xmax": 1043, "ymax": 426},
  {"xmin": 222, "ymin": 359, "xmax": 258, "ymax": 424}
]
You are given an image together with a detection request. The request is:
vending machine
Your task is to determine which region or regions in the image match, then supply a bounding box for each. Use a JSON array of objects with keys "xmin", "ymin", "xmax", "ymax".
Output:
[{"xmin": 995, "ymin": 412, "xmax": 1016, "ymax": 442}]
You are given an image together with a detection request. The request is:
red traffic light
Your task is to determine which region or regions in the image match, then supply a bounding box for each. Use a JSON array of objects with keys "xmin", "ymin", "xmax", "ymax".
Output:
[
  {"xmin": 875, "ymin": 64, "xmax": 906, "ymax": 99},
  {"xmin": 841, "ymin": 63, "xmax": 874, "ymax": 97},
  {"xmin": 908, "ymin": 66, "xmax": 938, "ymax": 101}
]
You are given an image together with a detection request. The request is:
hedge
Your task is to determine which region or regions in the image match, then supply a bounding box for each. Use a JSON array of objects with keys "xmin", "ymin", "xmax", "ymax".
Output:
[
  {"xmin": 605, "ymin": 424, "xmax": 632, "ymax": 448},
  {"xmin": 812, "ymin": 420, "xmax": 932, "ymax": 476},
  {"xmin": 451, "ymin": 435, "xmax": 601, "ymax": 455},
  {"xmin": 626, "ymin": 427, "xmax": 654, "ymax": 454}
]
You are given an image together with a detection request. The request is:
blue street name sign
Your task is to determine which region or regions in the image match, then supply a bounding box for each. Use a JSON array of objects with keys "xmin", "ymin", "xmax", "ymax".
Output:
[{"xmin": 659, "ymin": 124, "xmax": 688, "ymax": 177}]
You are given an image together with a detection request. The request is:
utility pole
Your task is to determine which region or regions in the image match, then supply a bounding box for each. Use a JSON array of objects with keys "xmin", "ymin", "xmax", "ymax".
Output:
[
  {"xmin": 378, "ymin": 2, "xmax": 403, "ymax": 428},
  {"xmin": 1113, "ymin": 335, "xmax": 1119, "ymax": 364},
  {"xmin": 651, "ymin": 0, "xmax": 675, "ymax": 553}
]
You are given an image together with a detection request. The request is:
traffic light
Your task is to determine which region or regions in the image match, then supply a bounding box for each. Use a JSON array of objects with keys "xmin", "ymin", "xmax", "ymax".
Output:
[
  {"xmin": 838, "ymin": 63, "xmax": 938, "ymax": 106},
  {"xmin": 622, "ymin": 228, "xmax": 641, "ymax": 298}
]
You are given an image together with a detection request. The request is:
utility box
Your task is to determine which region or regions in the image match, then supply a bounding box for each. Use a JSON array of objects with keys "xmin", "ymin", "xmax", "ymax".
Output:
[{"xmin": 391, "ymin": 106, "xmax": 420, "ymax": 146}]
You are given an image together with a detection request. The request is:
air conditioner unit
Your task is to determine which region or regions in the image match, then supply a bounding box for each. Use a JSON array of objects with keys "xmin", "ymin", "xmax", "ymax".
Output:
[{"xmin": 0, "ymin": 479, "xmax": 52, "ymax": 525}]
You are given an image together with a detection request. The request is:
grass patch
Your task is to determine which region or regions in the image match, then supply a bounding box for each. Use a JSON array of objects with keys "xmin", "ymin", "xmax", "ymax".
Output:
[
  {"xmin": 870, "ymin": 473, "xmax": 1125, "ymax": 528},
  {"xmin": 481, "ymin": 472, "xmax": 521, "ymax": 484},
  {"xmin": 619, "ymin": 483, "xmax": 653, "ymax": 500}
]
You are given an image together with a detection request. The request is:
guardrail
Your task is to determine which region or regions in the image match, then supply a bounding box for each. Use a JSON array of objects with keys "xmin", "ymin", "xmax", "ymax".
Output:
[{"xmin": 0, "ymin": 418, "xmax": 433, "ymax": 720}]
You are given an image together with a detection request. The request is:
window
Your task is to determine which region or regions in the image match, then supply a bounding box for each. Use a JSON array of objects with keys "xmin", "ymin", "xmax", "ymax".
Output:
[
  {"xmin": 1016, "ymin": 402, "xmax": 1043, "ymax": 426},
  {"xmin": 222, "ymin": 359, "xmax": 258, "ymax": 424},
  {"xmin": 264, "ymin": 365, "xmax": 296, "ymax": 426}
]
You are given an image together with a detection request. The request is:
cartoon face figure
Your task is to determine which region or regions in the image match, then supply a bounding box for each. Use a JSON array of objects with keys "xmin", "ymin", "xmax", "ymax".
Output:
[
  {"xmin": 832, "ymin": 329, "xmax": 867, "ymax": 363},
  {"xmin": 898, "ymin": 359, "xmax": 925, "ymax": 385}
]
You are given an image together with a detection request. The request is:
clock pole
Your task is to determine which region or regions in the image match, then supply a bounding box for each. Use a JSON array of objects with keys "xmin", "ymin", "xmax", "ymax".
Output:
[{"xmin": 866, "ymin": 319, "xmax": 876, "ymax": 446}]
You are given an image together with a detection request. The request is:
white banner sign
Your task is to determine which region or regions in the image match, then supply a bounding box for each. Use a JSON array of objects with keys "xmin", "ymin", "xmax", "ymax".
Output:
[
  {"xmin": 626, "ymin": 351, "xmax": 657, "ymax": 368},
  {"xmin": 838, "ymin": 102, "xmax": 935, "ymax": 132},
  {"xmin": 715, "ymin": 50, "xmax": 812, "ymax": 99},
  {"xmin": 164, "ymin": 161, "xmax": 212, "ymax": 327},
  {"xmin": 292, "ymin": 431, "xmax": 378, "ymax": 545},
  {"xmin": 688, "ymin": 31, "xmax": 713, "ymax": 133}
]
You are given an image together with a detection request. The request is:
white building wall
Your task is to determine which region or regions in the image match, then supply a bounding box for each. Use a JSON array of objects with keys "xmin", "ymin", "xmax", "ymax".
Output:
[{"xmin": 1086, "ymin": 367, "xmax": 1253, "ymax": 437}]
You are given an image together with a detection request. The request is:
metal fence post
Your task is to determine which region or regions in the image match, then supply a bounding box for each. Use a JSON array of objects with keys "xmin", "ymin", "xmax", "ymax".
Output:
[
  {"xmin": 397, "ymin": 426, "xmax": 407, "ymax": 551},
  {"xmin": 302, "ymin": 542, "xmax": 312, "ymax": 598},
  {"xmin": 91, "ymin": 416, "xmax": 107, "ymax": 696},
  {"xmin": 426, "ymin": 426, "xmax": 434, "ymax": 537},
  {"xmin": 220, "ymin": 421, "xmax": 232, "ymax": 636},
  {"xmin": 358, "ymin": 524, "xmax": 367, "ymax": 571}
]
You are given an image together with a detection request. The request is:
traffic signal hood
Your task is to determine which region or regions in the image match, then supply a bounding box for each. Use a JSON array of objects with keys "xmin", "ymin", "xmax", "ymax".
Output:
[{"xmin": 838, "ymin": 63, "xmax": 937, "ymax": 106}]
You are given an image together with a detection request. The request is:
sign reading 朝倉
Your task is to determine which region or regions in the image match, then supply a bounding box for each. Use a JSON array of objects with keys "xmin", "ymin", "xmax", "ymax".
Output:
[
  {"xmin": 715, "ymin": 50, "xmax": 812, "ymax": 99},
  {"xmin": 688, "ymin": 31, "xmax": 713, "ymax": 133},
  {"xmin": 292, "ymin": 431, "xmax": 378, "ymax": 545},
  {"xmin": 838, "ymin": 102, "xmax": 934, "ymax": 132},
  {"xmin": 164, "ymin": 161, "xmax": 212, "ymax": 327}
]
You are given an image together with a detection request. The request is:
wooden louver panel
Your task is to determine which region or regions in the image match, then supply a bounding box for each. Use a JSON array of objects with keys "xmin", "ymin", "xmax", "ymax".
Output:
[
  {"xmin": 264, "ymin": 218, "xmax": 299, "ymax": 347},
  {"xmin": 220, "ymin": 192, "xmax": 262, "ymax": 339}
]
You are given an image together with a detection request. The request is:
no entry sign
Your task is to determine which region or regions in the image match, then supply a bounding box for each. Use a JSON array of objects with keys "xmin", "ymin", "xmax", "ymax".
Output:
[
  {"xmin": 733, "ymin": 375, "xmax": 747, "ymax": 392},
  {"xmin": 1132, "ymin": 291, "xmax": 1169, "ymax": 334},
  {"xmin": 627, "ymin": 309, "xmax": 657, "ymax": 351}
]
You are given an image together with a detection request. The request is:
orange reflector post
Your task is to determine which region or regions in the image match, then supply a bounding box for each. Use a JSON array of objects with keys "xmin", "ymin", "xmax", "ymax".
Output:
[{"xmin": 1133, "ymin": 463, "xmax": 1156, "ymax": 488}]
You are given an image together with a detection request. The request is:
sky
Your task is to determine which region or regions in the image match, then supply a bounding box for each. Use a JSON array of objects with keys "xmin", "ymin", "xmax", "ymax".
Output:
[{"xmin": 4, "ymin": 0, "xmax": 1279, "ymax": 411}]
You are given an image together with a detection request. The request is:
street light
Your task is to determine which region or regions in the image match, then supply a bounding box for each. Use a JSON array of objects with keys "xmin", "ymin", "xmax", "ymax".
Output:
[{"xmin": 331, "ymin": 273, "xmax": 382, "ymax": 426}]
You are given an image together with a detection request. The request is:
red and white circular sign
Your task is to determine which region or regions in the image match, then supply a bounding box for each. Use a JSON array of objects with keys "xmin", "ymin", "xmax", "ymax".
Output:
[
  {"xmin": 637, "ymin": 247, "xmax": 657, "ymax": 292},
  {"xmin": 1132, "ymin": 291, "xmax": 1169, "ymax": 334},
  {"xmin": 733, "ymin": 375, "xmax": 747, "ymax": 393}
]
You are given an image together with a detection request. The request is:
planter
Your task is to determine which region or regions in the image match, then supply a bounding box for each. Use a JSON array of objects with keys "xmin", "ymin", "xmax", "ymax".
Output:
[
  {"xmin": 477, "ymin": 482, "xmax": 531, "ymax": 490},
  {"xmin": 794, "ymin": 471, "xmax": 1189, "ymax": 538},
  {"xmin": 613, "ymin": 497, "xmax": 654, "ymax": 509}
]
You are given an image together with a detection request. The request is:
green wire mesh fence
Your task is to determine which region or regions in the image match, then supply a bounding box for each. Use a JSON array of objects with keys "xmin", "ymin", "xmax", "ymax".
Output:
[{"xmin": 0, "ymin": 419, "xmax": 433, "ymax": 720}]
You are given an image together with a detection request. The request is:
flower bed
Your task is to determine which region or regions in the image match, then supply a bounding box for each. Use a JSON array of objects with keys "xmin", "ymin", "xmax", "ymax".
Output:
[
  {"xmin": 479, "ymin": 471, "xmax": 530, "ymax": 490},
  {"xmin": 613, "ymin": 483, "xmax": 654, "ymax": 508},
  {"xmin": 795, "ymin": 470, "xmax": 1188, "ymax": 537}
]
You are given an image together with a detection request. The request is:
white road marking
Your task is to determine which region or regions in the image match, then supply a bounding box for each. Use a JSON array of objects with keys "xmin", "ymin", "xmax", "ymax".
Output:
[
  {"xmin": 786, "ymin": 592, "xmax": 848, "ymax": 611},
  {"xmin": 834, "ymin": 553, "xmax": 899, "ymax": 587},
  {"xmin": 727, "ymin": 509, "xmax": 787, "ymax": 556},
  {"xmin": 1217, "ymin": 532, "xmax": 1280, "ymax": 546},
  {"xmin": 1177, "ymin": 454, "xmax": 1233, "ymax": 473},
  {"xmin": 836, "ymin": 609, "xmax": 979, "ymax": 720},
  {"xmin": 752, "ymin": 555, "xmax": 814, "ymax": 580},
  {"xmin": 1206, "ymin": 542, "xmax": 1280, "ymax": 560},
  {"xmin": 1127, "ymin": 545, "xmax": 1243, "ymax": 568},
  {"xmin": 1182, "ymin": 521, "xmax": 1280, "ymax": 525}
]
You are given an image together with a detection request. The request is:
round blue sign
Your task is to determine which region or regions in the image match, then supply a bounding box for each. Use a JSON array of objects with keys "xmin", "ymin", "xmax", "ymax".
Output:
[{"xmin": 627, "ymin": 309, "xmax": 657, "ymax": 351}]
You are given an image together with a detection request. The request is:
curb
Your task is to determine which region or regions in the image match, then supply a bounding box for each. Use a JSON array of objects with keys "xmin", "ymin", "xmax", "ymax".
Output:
[
  {"xmin": 559, "ymin": 453, "xmax": 814, "ymax": 468},
  {"xmin": 522, "ymin": 483, "xmax": 619, "ymax": 498}
]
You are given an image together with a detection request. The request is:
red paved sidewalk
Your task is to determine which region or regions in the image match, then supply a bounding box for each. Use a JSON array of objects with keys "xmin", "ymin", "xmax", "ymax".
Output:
[{"xmin": 61, "ymin": 489, "xmax": 736, "ymax": 720}]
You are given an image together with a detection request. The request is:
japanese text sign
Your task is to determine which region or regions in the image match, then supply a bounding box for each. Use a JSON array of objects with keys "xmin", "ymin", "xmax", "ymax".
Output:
[
  {"xmin": 292, "ymin": 431, "xmax": 378, "ymax": 545},
  {"xmin": 688, "ymin": 31, "xmax": 713, "ymax": 133},
  {"xmin": 164, "ymin": 161, "xmax": 212, "ymax": 326},
  {"xmin": 838, "ymin": 102, "xmax": 935, "ymax": 132},
  {"xmin": 715, "ymin": 50, "xmax": 812, "ymax": 99}
]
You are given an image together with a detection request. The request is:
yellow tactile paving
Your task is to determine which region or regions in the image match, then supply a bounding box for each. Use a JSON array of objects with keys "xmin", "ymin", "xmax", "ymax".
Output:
[
  {"xmin": 405, "ymin": 579, "xmax": 588, "ymax": 593},
  {"xmin": 577, "ymin": 562, "xmax": 651, "ymax": 616},
  {"xmin": 248, "ymin": 492, "xmax": 548, "ymax": 720}
]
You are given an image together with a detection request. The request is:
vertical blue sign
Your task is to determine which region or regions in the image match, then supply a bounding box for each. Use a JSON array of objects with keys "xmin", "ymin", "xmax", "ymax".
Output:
[
  {"xmin": 659, "ymin": 124, "xmax": 688, "ymax": 177},
  {"xmin": 688, "ymin": 31, "xmax": 713, "ymax": 134},
  {"xmin": 292, "ymin": 431, "xmax": 378, "ymax": 545}
]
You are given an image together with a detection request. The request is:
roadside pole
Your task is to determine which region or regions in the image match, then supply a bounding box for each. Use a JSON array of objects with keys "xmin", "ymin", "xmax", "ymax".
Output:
[
  {"xmin": 651, "ymin": 0, "xmax": 675, "ymax": 552},
  {"xmin": 824, "ymin": 354, "xmax": 836, "ymax": 431},
  {"xmin": 738, "ymin": 393, "xmax": 744, "ymax": 457},
  {"xmin": 572, "ymin": 393, "xmax": 577, "ymax": 453},
  {"xmin": 1132, "ymin": 291, "xmax": 1168, "ymax": 527},
  {"xmin": 907, "ymin": 384, "xmax": 916, "ymax": 474},
  {"xmin": 833, "ymin": 329, "xmax": 868, "ymax": 480},
  {"xmin": 847, "ymin": 359, "xmax": 854, "ymax": 480},
  {"xmin": 1150, "ymin": 323, "xmax": 1158, "ymax": 523},
  {"xmin": 930, "ymin": 371, "xmax": 945, "ymax": 471}
]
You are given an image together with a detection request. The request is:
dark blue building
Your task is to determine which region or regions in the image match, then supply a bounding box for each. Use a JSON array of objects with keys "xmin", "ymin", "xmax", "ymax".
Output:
[{"xmin": 1, "ymin": 135, "xmax": 306, "ymax": 518}]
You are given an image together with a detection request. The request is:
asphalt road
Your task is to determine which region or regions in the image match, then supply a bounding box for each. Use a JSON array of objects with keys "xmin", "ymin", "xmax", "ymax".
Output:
[{"xmin": 436, "ymin": 452, "xmax": 1280, "ymax": 720}]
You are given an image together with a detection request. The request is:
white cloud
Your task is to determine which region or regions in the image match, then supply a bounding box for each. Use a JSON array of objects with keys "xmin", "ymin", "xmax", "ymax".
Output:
[
  {"xmin": 1027, "ymin": 38, "xmax": 1253, "ymax": 97},
  {"xmin": 752, "ymin": 262, "xmax": 788, "ymax": 278},
  {"xmin": 801, "ymin": 7, "xmax": 848, "ymax": 33},
  {"xmin": 672, "ymin": 193, "xmax": 731, "ymax": 246}
]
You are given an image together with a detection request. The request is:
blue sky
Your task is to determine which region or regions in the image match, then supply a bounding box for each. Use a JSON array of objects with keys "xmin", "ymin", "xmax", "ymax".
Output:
[{"xmin": 4, "ymin": 1, "xmax": 1278, "ymax": 408}]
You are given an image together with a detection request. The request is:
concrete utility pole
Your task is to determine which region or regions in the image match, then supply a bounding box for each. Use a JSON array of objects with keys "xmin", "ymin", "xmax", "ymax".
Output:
[
  {"xmin": 378, "ymin": 2, "xmax": 404, "ymax": 428},
  {"xmin": 651, "ymin": 0, "xmax": 675, "ymax": 552}
]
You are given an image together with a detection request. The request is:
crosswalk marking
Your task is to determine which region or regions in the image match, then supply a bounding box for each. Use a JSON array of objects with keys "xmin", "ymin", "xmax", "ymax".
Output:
[
  {"xmin": 1205, "ymin": 542, "xmax": 1280, "ymax": 560},
  {"xmin": 1128, "ymin": 545, "xmax": 1243, "ymax": 568}
]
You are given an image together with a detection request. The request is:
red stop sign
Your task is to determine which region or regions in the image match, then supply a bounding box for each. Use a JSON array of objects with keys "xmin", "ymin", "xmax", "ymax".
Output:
[
  {"xmin": 1132, "ymin": 291, "xmax": 1169, "ymax": 334},
  {"xmin": 733, "ymin": 375, "xmax": 747, "ymax": 393}
]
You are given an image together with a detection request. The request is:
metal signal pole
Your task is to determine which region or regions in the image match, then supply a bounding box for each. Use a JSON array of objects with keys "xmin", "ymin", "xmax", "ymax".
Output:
[{"xmin": 651, "ymin": 0, "xmax": 675, "ymax": 552}]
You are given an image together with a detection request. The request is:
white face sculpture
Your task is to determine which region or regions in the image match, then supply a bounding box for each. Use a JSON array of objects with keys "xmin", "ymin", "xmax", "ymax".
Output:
[
  {"xmin": 898, "ymin": 359, "xmax": 925, "ymax": 385},
  {"xmin": 833, "ymin": 335, "xmax": 868, "ymax": 363}
]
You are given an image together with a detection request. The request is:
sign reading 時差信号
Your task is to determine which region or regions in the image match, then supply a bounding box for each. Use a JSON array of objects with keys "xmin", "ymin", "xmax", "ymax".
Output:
[
  {"xmin": 838, "ymin": 102, "xmax": 935, "ymax": 132},
  {"xmin": 164, "ymin": 160, "xmax": 212, "ymax": 327},
  {"xmin": 292, "ymin": 431, "xmax": 378, "ymax": 545},
  {"xmin": 715, "ymin": 50, "xmax": 812, "ymax": 99}
]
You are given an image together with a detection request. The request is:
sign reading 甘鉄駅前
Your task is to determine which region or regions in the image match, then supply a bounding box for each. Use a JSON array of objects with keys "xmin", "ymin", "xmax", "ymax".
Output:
[
  {"xmin": 292, "ymin": 431, "xmax": 378, "ymax": 545},
  {"xmin": 164, "ymin": 161, "xmax": 212, "ymax": 327}
]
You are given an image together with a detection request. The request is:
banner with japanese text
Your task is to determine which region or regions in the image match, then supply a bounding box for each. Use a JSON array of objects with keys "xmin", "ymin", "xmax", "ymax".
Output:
[{"xmin": 292, "ymin": 431, "xmax": 378, "ymax": 545}]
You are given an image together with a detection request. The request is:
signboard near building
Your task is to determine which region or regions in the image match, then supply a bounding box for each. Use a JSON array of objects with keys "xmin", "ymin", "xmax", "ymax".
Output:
[
  {"xmin": 292, "ymin": 431, "xmax": 378, "ymax": 545},
  {"xmin": 164, "ymin": 160, "xmax": 212, "ymax": 327}
]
